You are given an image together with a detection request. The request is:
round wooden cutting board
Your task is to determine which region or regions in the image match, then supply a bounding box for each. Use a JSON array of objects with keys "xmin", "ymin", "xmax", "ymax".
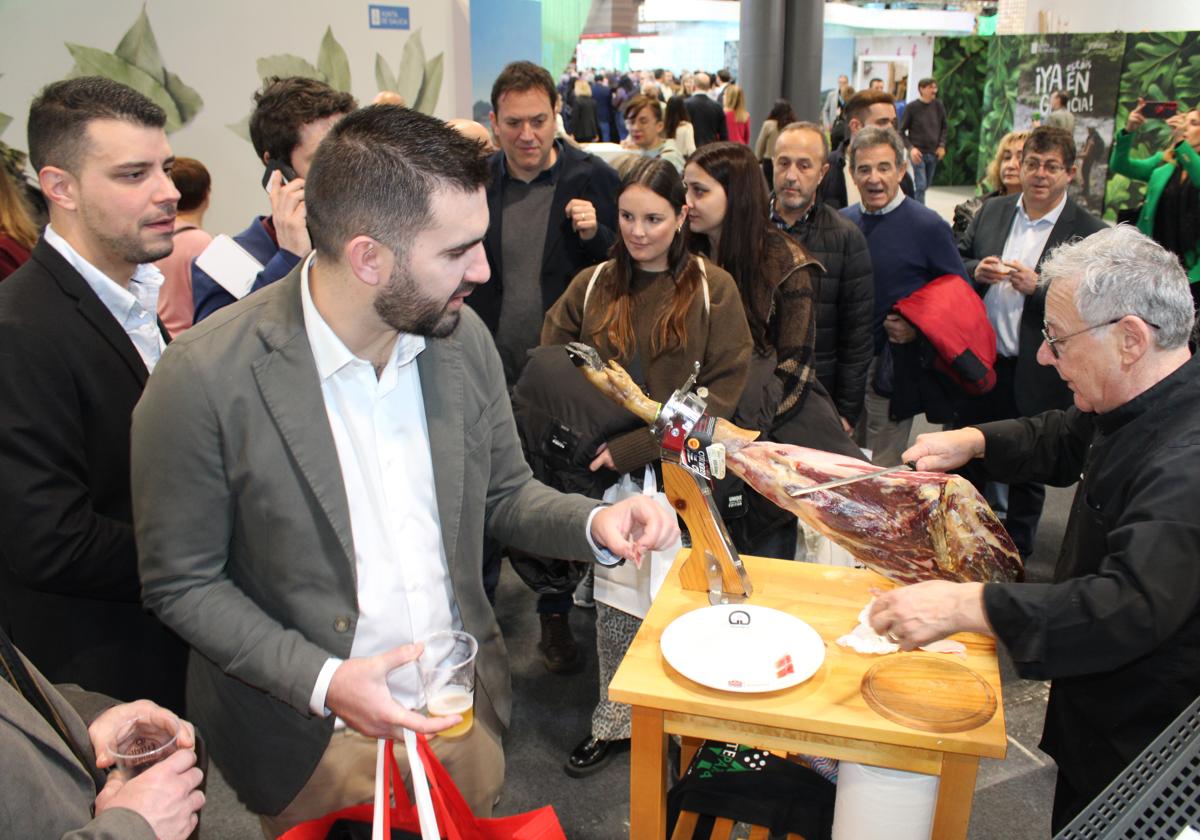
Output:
[{"xmin": 861, "ymin": 655, "xmax": 998, "ymax": 733}]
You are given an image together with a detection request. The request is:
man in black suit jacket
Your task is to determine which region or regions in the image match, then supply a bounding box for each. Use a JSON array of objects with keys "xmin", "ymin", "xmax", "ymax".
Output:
[
  {"xmin": 474, "ymin": 61, "xmax": 620, "ymax": 674},
  {"xmin": 956, "ymin": 126, "xmax": 1106, "ymax": 558},
  {"xmin": 0, "ymin": 77, "xmax": 188, "ymax": 711},
  {"xmin": 684, "ymin": 72, "xmax": 728, "ymax": 148}
]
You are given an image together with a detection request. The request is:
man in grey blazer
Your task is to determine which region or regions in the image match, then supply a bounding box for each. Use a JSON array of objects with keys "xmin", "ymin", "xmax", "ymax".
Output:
[
  {"xmin": 132, "ymin": 105, "xmax": 676, "ymax": 834},
  {"xmin": 1, "ymin": 628, "xmax": 204, "ymax": 840},
  {"xmin": 956, "ymin": 125, "xmax": 1106, "ymax": 558}
]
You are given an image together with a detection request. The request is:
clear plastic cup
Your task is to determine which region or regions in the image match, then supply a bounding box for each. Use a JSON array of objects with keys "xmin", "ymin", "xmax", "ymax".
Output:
[
  {"xmin": 418, "ymin": 630, "xmax": 477, "ymax": 739},
  {"xmin": 109, "ymin": 717, "xmax": 180, "ymax": 777}
]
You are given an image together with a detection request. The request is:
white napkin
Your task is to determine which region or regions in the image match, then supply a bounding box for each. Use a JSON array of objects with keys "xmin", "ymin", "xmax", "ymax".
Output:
[{"xmin": 836, "ymin": 601, "xmax": 966, "ymax": 656}]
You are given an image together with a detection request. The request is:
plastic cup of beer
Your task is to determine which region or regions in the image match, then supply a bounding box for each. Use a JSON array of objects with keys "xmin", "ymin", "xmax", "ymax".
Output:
[
  {"xmin": 419, "ymin": 630, "xmax": 478, "ymax": 739},
  {"xmin": 109, "ymin": 717, "xmax": 180, "ymax": 777}
]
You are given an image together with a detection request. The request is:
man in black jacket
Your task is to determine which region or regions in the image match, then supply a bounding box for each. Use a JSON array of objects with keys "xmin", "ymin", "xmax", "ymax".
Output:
[
  {"xmin": 685, "ymin": 73, "xmax": 728, "ymax": 148},
  {"xmin": 870, "ymin": 225, "xmax": 1199, "ymax": 833},
  {"xmin": 475, "ymin": 61, "xmax": 620, "ymax": 674},
  {"xmin": 956, "ymin": 126, "xmax": 1105, "ymax": 559},
  {"xmin": 770, "ymin": 121, "xmax": 873, "ymax": 433},
  {"xmin": 0, "ymin": 77, "xmax": 188, "ymax": 711}
]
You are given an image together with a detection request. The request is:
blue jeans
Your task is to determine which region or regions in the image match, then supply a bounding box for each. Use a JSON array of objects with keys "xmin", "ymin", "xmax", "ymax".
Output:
[{"xmin": 912, "ymin": 151, "xmax": 938, "ymax": 204}]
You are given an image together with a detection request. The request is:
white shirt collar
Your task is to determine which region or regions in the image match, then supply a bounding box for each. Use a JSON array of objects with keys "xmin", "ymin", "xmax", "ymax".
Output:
[
  {"xmin": 861, "ymin": 190, "xmax": 906, "ymax": 216},
  {"xmin": 1016, "ymin": 192, "xmax": 1068, "ymax": 227},
  {"xmin": 299, "ymin": 252, "xmax": 425, "ymax": 382},
  {"xmin": 43, "ymin": 224, "xmax": 163, "ymax": 319}
]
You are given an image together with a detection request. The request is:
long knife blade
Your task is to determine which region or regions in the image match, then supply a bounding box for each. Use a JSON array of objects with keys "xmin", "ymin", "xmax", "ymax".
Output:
[{"xmin": 786, "ymin": 462, "xmax": 916, "ymax": 498}]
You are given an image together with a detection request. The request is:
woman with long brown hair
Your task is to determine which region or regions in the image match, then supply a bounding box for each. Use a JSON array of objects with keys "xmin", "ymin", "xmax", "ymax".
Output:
[
  {"xmin": 542, "ymin": 156, "xmax": 751, "ymax": 776},
  {"xmin": 0, "ymin": 171, "xmax": 38, "ymax": 280},
  {"xmin": 685, "ymin": 141, "xmax": 861, "ymax": 556}
]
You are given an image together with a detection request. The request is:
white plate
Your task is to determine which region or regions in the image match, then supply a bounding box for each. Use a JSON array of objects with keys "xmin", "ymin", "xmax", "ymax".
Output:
[{"xmin": 659, "ymin": 604, "xmax": 826, "ymax": 693}]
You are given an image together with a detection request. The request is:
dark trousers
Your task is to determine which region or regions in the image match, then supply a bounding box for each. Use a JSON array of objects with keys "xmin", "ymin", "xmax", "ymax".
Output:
[{"xmin": 954, "ymin": 356, "xmax": 1045, "ymax": 559}]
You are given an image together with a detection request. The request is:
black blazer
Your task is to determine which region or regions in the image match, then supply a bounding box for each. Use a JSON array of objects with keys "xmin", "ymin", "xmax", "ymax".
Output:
[
  {"xmin": 684, "ymin": 93, "xmax": 728, "ymax": 147},
  {"xmin": 958, "ymin": 193, "xmax": 1107, "ymax": 415},
  {"xmin": 471, "ymin": 142, "xmax": 620, "ymax": 335},
  {"xmin": 0, "ymin": 238, "xmax": 187, "ymax": 711}
]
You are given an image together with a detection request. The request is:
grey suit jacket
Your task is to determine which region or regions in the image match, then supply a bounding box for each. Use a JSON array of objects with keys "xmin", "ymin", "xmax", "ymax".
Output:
[
  {"xmin": 133, "ymin": 264, "xmax": 598, "ymax": 815},
  {"xmin": 0, "ymin": 653, "xmax": 154, "ymax": 840},
  {"xmin": 957, "ymin": 193, "xmax": 1106, "ymax": 415}
]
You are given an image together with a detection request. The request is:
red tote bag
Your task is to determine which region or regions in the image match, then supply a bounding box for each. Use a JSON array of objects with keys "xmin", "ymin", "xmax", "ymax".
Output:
[{"xmin": 279, "ymin": 736, "xmax": 567, "ymax": 840}]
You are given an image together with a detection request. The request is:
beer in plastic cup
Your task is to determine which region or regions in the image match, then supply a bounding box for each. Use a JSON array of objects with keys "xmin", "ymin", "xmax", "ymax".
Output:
[{"xmin": 418, "ymin": 630, "xmax": 477, "ymax": 739}]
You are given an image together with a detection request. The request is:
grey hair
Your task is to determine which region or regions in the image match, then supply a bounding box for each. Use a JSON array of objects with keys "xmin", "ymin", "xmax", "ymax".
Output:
[
  {"xmin": 1040, "ymin": 224, "xmax": 1194, "ymax": 350},
  {"xmin": 849, "ymin": 125, "xmax": 906, "ymax": 170}
]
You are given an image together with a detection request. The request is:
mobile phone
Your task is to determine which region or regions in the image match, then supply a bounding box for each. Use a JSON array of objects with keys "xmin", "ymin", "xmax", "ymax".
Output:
[
  {"xmin": 261, "ymin": 159, "xmax": 299, "ymax": 191},
  {"xmin": 1142, "ymin": 101, "xmax": 1179, "ymax": 120}
]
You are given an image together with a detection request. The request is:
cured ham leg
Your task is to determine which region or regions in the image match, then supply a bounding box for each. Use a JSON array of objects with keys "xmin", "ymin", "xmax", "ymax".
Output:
[
  {"xmin": 724, "ymin": 440, "xmax": 1022, "ymax": 584},
  {"xmin": 565, "ymin": 342, "xmax": 1023, "ymax": 585}
]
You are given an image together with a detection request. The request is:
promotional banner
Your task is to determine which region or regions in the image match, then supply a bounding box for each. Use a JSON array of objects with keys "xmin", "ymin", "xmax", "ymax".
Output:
[{"xmin": 1016, "ymin": 33, "xmax": 1124, "ymax": 215}]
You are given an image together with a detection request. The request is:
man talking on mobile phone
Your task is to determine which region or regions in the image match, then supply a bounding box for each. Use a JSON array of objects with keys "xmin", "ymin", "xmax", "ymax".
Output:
[{"xmin": 191, "ymin": 77, "xmax": 356, "ymax": 323}]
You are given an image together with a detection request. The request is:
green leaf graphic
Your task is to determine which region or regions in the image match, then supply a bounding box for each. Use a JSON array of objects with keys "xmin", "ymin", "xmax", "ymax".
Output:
[
  {"xmin": 114, "ymin": 6, "xmax": 165, "ymax": 84},
  {"xmin": 414, "ymin": 54, "xmax": 443, "ymax": 114},
  {"xmin": 375, "ymin": 53, "xmax": 398, "ymax": 94},
  {"xmin": 164, "ymin": 70, "xmax": 203, "ymax": 123},
  {"xmin": 317, "ymin": 26, "xmax": 351, "ymax": 92},
  {"xmin": 65, "ymin": 44, "xmax": 183, "ymax": 131},
  {"xmin": 396, "ymin": 30, "xmax": 425, "ymax": 105},
  {"xmin": 256, "ymin": 54, "xmax": 322, "ymax": 82},
  {"xmin": 226, "ymin": 113, "xmax": 252, "ymax": 142}
]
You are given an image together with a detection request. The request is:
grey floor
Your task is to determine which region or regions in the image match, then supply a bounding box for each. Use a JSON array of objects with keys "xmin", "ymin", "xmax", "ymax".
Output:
[{"xmin": 199, "ymin": 187, "xmax": 1068, "ymax": 838}]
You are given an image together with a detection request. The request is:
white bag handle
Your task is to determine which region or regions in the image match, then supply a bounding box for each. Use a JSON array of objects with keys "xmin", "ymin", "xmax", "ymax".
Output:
[{"xmin": 372, "ymin": 734, "xmax": 441, "ymax": 840}]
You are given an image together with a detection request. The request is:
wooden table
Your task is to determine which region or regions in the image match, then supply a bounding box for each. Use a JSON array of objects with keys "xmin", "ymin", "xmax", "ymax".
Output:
[{"xmin": 608, "ymin": 552, "xmax": 1008, "ymax": 839}]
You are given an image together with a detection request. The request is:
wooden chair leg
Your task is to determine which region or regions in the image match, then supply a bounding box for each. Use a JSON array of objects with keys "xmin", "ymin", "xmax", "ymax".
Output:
[
  {"xmin": 669, "ymin": 811, "xmax": 699, "ymax": 840},
  {"xmin": 713, "ymin": 817, "xmax": 736, "ymax": 837}
]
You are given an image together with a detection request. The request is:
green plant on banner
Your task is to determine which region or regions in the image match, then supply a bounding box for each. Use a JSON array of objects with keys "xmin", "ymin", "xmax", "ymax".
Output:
[
  {"xmin": 62, "ymin": 6, "xmax": 203, "ymax": 134},
  {"xmin": 932, "ymin": 35, "xmax": 988, "ymax": 188},
  {"xmin": 976, "ymin": 36, "xmax": 1029, "ymax": 186},
  {"xmin": 228, "ymin": 26, "xmax": 352, "ymax": 140},
  {"xmin": 374, "ymin": 30, "xmax": 444, "ymax": 114},
  {"xmin": 1105, "ymin": 31, "xmax": 1200, "ymax": 221}
]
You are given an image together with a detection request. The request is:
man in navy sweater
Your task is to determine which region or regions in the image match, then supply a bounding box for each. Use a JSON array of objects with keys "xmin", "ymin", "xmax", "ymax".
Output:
[
  {"xmin": 191, "ymin": 77, "xmax": 355, "ymax": 322},
  {"xmin": 841, "ymin": 126, "xmax": 968, "ymax": 465}
]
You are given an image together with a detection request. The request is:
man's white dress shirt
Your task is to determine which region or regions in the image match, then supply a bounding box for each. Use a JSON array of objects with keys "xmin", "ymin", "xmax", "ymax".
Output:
[
  {"xmin": 985, "ymin": 193, "xmax": 1066, "ymax": 358},
  {"xmin": 45, "ymin": 225, "xmax": 165, "ymax": 372}
]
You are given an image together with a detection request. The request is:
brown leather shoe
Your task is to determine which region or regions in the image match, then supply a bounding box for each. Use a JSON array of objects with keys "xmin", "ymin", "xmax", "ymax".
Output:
[{"xmin": 538, "ymin": 613, "xmax": 582, "ymax": 674}]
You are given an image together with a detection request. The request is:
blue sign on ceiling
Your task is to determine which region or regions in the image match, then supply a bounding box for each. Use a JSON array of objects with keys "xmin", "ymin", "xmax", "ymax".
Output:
[{"xmin": 369, "ymin": 5, "xmax": 410, "ymax": 30}]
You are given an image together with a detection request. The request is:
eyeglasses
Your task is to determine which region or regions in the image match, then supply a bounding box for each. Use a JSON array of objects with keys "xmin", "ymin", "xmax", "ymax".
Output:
[
  {"xmin": 1022, "ymin": 158, "xmax": 1067, "ymax": 175},
  {"xmin": 1042, "ymin": 318, "xmax": 1162, "ymax": 359}
]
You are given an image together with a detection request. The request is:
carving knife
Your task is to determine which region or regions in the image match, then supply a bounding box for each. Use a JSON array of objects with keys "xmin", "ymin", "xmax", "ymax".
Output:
[{"xmin": 786, "ymin": 462, "xmax": 917, "ymax": 498}]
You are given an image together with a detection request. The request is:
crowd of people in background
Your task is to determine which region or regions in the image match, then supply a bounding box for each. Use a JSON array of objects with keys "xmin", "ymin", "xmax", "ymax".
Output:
[{"xmin": 0, "ymin": 50, "xmax": 1198, "ymax": 840}]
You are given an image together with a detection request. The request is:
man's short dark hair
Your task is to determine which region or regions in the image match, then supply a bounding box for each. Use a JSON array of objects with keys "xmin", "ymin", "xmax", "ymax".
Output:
[
  {"xmin": 1051, "ymin": 90, "xmax": 1067, "ymax": 108},
  {"xmin": 249, "ymin": 77, "xmax": 356, "ymax": 166},
  {"xmin": 1024, "ymin": 125, "xmax": 1077, "ymax": 168},
  {"xmin": 717, "ymin": 69, "xmax": 732, "ymax": 84},
  {"xmin": 305, "ymin": 105, "xmax": 490, "ymax": 261},
  {"xmin": 843, "ymin": 89, "xmax": 896, "ymax": 125},
  {"xmin": 918, "ymin": 77, "xmax": 936, "ymax": 90},
  {"xmin": 490, "ymin": 61, "xmax": 558, "ymax": 114},
  {"xmin": 170, "ymin": 157, "xmax": 211, "ymax": 212},
  {"xmin": 27, "ymin": 77, "xmax": 166, "ymax": 174}
]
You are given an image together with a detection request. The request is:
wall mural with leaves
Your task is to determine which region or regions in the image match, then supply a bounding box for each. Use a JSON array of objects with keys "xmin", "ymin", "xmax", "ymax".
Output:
[
  {"xmin": 62, "ymin": 7, "xmax": 204, "ymax": 133},
  {"xmin": 227, "ymin": 26, "xmax": 444, "ymax": 142},
  {"xmin": 931, "ymin": 35, "xmax": 988, "ymax": 188},
  {"xmin": 1105, "ymin": 31, "xmax": 1200, "ymax": 221},
  {"xmin": 375, "ymin": 30, "xmax": 445, "ymax": 115}
]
